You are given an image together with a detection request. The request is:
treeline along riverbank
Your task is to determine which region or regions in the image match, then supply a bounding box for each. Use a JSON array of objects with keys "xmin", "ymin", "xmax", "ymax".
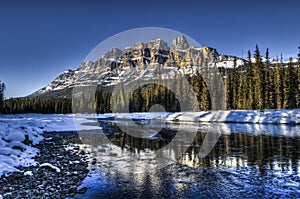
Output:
[{"xmin": 1, "ymin": 45, "xmax": 300, "ymax": 114}]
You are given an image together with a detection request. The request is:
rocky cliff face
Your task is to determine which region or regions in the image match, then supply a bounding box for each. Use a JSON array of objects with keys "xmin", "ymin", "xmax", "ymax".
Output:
[
  {"xmin": 171, "ymin": 35, "xmax": 189, "ymax": 51},
  {"xmin": 29, "ymin": 35, "xmax": 244, "ymax": 98}
]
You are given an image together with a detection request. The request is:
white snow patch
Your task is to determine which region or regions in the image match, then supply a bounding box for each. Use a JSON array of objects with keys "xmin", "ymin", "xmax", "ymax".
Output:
[
  {"xmin": 40, "ymin": 163, "xmax": 61, "ymax": 173},
  {"xmin": 6, "ymin": 131, "xmax": 25, "ymax": 142},
  {"xmin": 24, "ymin": 171, "xmax": 33, "ymax": 176}
]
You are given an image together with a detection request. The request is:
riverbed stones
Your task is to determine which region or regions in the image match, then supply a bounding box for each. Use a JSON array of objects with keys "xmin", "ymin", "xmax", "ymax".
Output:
[{"xmin": 0, "ymin": 131, "xmax": 89, "ymax": 199}]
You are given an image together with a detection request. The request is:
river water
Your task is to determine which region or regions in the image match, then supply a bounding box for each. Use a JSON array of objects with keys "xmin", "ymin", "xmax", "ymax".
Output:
[{"xmin": 72, "ymin": 120, "xmax": 300, "ymax": 198}]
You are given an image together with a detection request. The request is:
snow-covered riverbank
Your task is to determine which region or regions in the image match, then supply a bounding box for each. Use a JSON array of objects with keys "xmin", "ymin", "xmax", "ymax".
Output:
[
  {"xmin": 0, "ymin": 114, "xmax": 97, "ymax": 177},
  {"xmin": 102, "ymin": 109, "xmax": 300, "ymax": 124},
  {"xmin": 1, "ymin": 109, "xmax": 300, "ymax": 179},
  {"xmin": 168, "ymin": 109, "xmax": 300, "ymax": 124}
]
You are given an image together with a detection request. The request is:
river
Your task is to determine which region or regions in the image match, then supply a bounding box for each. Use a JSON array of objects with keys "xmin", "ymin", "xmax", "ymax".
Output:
[{"xmin": 72, "ymin": 119, "xmax": 300, "ymax": 198}]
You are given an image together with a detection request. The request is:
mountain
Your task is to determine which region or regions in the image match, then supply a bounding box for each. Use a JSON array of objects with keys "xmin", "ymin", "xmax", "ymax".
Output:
[{"xmin": 29, "ymin": 35, "xmax": 245, "ymax": 98}]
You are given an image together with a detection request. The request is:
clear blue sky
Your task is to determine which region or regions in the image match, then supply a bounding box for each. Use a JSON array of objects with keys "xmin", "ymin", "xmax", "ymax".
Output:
[{"xmin": 0, "ymin": 0, "xmax": 299, "ymax": 98}]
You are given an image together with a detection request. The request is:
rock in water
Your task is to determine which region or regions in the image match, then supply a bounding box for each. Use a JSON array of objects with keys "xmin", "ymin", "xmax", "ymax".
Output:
[{"xmin": 77, "ymin": 187, "xmax": 87, "ymax": 194}]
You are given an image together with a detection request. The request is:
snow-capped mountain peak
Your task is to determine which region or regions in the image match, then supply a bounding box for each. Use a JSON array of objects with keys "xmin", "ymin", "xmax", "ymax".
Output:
[{"xmin": 29, "ymin": 36, "xmax": 245, "ymax": 98}]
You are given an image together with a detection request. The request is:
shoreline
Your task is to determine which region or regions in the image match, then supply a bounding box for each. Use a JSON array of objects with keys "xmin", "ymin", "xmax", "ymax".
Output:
[
  {"xmin": 94, "ymin": 109, "xmax": 300, "ymax": 124},
  {"xmin": 0, "ymin": 116, "xmax": 299, "ymax": 198},
  {"xmin": 2, "ymin": 109, "xmax": 300, "ymax": 124},
  {"xmin": 0, "ymin": 131, "xmax": 89, "ymax": 199}
]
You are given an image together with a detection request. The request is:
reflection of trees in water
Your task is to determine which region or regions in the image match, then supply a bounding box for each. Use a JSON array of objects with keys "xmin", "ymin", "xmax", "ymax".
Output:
[
  {"xmin": 80, "ymin": 123, "xmax": 300, "ymax": 198},
  {"xmin": 180, "ymin": 132, "xmax": 300, "ymax": 174},
  {"xmin": 101, "ymin": 121, "xmax": 300, "ymax": 175},
  {"xmin": 104, "ymin": 122, "xmax": 177, "ymax": 152}
]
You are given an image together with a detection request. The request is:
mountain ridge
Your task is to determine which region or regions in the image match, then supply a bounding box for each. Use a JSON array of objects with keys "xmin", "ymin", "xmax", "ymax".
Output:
[{"xmin": 29, "ymin": 35, "xmax": 245, "ymax": 98}]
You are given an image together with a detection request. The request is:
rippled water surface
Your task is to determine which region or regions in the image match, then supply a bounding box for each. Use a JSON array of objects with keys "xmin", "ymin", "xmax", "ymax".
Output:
[{"xmin": 73, "ymin": 120, "xmax": 300, "ymax": 198}]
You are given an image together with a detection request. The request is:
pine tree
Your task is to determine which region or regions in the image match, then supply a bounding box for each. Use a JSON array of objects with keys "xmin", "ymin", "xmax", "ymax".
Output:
[
  {"xmin": 265, "ymin": 48, "xmax": 274, "ymax": 109},
  {"xmin": 253, "ymin": 44, "xmax": 265, "ymax": 109},
  {"xmin": 296, "ymin": 43, "xmax": 300, "ymax": 107},
  {"xmin": 238, "ymin": 65, "xmax": 246, "ymax": 109},
  {"xmin": 245, "ymin": 50, "xmax": 254, "ymax": 109},
  {"xmin": 226, "ymin": 67, "xmax": 233, "ymax": 109},
  {"xmin": 284, "ymin": 58, "xmax": 296, "ymax": 108},
  {"xmin": 296, "ymin": 64, "xmax": 300, "ymax": 108},
  {"xmin": 0, "ymin": 81, "xmax": 5, "ymax": 112},
  {"xmin": 231, "ymin": 58, "xmax": 239, "ymax": 109},
  {"xmin": 274, "ymin": 63, "xmax": 284, "ymax": 109}
]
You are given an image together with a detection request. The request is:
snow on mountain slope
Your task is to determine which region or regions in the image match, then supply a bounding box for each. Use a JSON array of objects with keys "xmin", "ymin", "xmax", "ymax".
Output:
[{"xmin": 31, "ymin": 34, "xmax": 298, "ymax": 99}]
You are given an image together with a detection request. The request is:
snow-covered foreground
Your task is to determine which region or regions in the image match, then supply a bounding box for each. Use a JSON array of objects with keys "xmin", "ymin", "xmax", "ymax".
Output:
[
  {"xmin": 0, "ymin": 114, "xmax": 99, "ymax": 177},
  {"xmin": 1, "ymin": 109, "xmax": 300, "ymax": 178}
]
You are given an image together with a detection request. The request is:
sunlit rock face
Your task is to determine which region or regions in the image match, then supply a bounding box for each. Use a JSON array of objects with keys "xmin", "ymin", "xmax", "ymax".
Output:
[{"xmin": 171, "ymin": 35, "xmax": 190, "ymax": 51}]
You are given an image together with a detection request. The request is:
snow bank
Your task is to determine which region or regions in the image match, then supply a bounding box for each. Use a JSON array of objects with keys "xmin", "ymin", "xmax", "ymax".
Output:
[
  {"xmin": 96, "ymin": 110, "xmax": 300, "ymax": 138},
  {"xmin": 165, "ymin": 109, "xmax": 300, "ymax": 124},
  {"xmin": 98, "ymin": 109, "xmax": 300, "ymax": 124},
  {"xmin": 98, "ymin": 112, "xmax": 168, "ymax": 121},
  {"xmin": 0, "ymin": 116, "xmax": 43, "ymax": 177}
]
